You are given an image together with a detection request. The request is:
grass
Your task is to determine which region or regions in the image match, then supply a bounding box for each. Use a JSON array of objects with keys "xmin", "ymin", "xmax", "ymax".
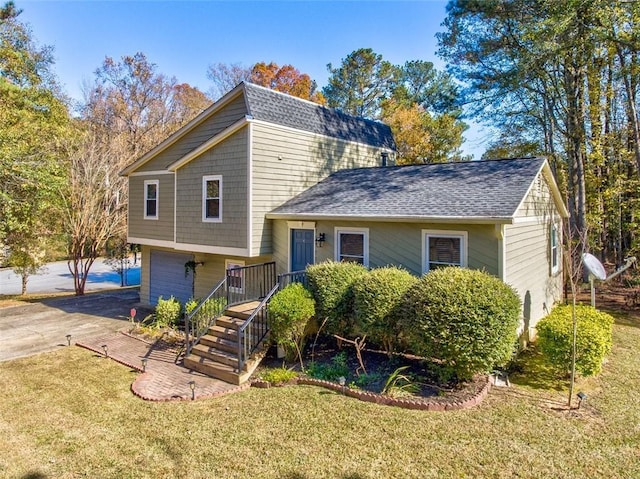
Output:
[{"xmin": 1, "ymin": 316, "xmax": 639, "ymax": 478}]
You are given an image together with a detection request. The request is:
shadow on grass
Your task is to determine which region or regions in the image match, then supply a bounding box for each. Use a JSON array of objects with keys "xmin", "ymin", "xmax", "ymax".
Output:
[
  {"xmin": 285, "ymin": 473, "xmax": 366, "ymax": 479},
  {"xmin": 508, "ymin": 346, "xmax": 568, "ymax": 392},
  {"xmin": 21, "ymin": 472, "xmax": 47, "ymax": 479}
]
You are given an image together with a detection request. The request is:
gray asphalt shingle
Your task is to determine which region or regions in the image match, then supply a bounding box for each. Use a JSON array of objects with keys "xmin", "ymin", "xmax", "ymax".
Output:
[
  {"xmin": 268, "ymin": 157, "xmax": 547, "ymax": 220},
  {"xmin": 243, "ymin": 82, "xmax": 396, "ymax": 150}
]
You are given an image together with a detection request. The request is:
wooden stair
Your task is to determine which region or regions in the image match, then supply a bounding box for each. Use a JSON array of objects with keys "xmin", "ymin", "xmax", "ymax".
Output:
[{"xmin": 183, "ymin": 301, "xmax": 266, "ymax": 385}]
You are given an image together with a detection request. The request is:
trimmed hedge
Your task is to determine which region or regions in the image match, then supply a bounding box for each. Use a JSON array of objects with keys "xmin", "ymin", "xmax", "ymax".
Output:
[
  {"xmin": 401, "ymin": 267, "xmax": 521, "ymax": 381},
  {"xmin": 536, "ymin": 304, "xmax": 613, "ymax": 377},
  {"xmin": 306, "ymin": 260, "xmax": 368, "ymax": 336},
  {"xmin": 268, "ymin": 283, "xmax": 315, "ymax": 363},
  {"xmin": 353, "ymin": 266, "xmax": 418, "ymax": 355}
]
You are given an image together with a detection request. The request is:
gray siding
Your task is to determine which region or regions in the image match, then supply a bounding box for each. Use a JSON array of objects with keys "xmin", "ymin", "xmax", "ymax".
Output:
[
  {"xmin": 272, "ymin": 220, "xmax": 499, "ymax": 277},
  {"xmin": 136, "ymin": 94, "xmax": 247, "ymax": 172},
  {"xmin": 175, "ymin": 128, "xmax": 248, "ymax": 248},
  {"xmin": 128, "ymin": 173, "xmax": 175, "ymax": 242},
  {"xmin": 251, "ymin": 122, "xmax": 391, "ymax": 256}
]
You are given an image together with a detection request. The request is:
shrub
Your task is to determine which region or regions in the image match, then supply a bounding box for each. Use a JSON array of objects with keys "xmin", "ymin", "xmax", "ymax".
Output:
[
  {"xmin": 154, "ymin": 296, "xmax": 182, "ymax": 328},
  {"xmin": 260, "ymin": 367, "xmax": 298, "ymax": 385},
  {"xmin": 307, "ymin": 351, "xmax": 350, "ymax": 381},
  {"xmin": 401, "ymin": 267, "xmax": 521, "ymax": 381},
  {"xmin": 306, "ymin": 260, "xmax": 368, "ymax": 336},
  {"xmin": 268, "ymin": 283, "xmax": 315, "ymax": 365},
  {"xmin": 536, "ymin": 304, "xmax": 614, "ymax": 377},
  {"xmin": 353, "ymin": 266, "xmax": 418, "ymax": 355},
  {"xmin": 185, "ymin": 296, "xmax": 227, "ymax": 337}
]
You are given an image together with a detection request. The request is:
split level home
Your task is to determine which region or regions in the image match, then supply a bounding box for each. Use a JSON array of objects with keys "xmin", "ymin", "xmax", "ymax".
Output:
[{"xmin": 120, "ymin": 81, "xmax": 569, "ymax": 384}]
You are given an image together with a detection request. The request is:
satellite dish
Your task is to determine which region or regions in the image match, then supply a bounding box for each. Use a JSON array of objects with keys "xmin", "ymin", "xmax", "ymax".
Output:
[{"xmin": 583, "ymin": 253, "xmax": 607, "ymax": 280}]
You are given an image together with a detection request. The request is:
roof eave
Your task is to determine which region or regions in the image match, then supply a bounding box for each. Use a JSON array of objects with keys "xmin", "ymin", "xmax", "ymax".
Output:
[{"xmin": 265, "ymin": 213, "xmax": 514, "ymax": 225}]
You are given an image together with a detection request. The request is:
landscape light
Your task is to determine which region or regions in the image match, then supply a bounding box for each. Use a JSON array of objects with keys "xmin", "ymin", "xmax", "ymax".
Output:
[
  {"xmin": 141, "ymin": 358, "xmax": 148, "ymax": 372},
  {"xmin": 189, "ymin": 380, "xmax": 196, "ymax": 400},
  {"xmin": 66, "ymin": 334, "xmax": 72, "ymax": 346},
  {"xmin": 577, "ymin": 391, "xmax": 587, "ymax": 409},
  {"xmin": 102, "ymin": 344, "xmax": 108, "ymax": 357}
]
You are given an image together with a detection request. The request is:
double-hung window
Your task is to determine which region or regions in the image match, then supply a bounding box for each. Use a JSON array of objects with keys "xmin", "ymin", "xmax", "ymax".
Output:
[
  {"xmin": 202, "ymin": 175, "xmax": 222, "ymax": 222},
  {"xmin": 550, "ymin": 223, "xmax": 560, "ymax": 275},
  {"xmin": 144, "ymin": 180, "xmax": 159, "ymax": 219},
  {"xmin": 423, "ymin": 230, "xmax": 468, "ymax": 273},
  {"xmin": 335, "ymin": 228, "xmax": 369, "ymax": 266}
]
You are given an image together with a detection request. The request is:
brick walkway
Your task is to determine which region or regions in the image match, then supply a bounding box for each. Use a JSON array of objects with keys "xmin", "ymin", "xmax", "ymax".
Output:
[{"xmin": 77, "ymin": 332, "xmax": 249, "ymax": 401}]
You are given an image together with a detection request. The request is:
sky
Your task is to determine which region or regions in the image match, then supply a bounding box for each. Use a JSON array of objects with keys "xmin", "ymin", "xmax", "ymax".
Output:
[{"xmin": 18, "ymin": 0, "xmax": 490, "ymax": 158}]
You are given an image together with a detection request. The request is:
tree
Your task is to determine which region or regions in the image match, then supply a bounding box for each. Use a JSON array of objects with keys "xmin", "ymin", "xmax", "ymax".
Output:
[
  {"xmin": 206, "ymin": 61, "xmax": 251, "ymax": 100},
  {"xmin": 250, "ymin": 62, "xmax": 325, "ymax": 103},
  {"xmin": 0, "ymin": 2, "xmax": 72, "ymax": 288},
  {"xmin": 323, "ymin": 48, "xmax": 400, "ymax": 119}
]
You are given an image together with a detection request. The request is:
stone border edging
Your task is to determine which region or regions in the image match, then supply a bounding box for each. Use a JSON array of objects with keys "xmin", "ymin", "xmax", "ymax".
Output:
[
  {"xmin": 130, "ymin": 373, "xmax": 251, "ymax": 402},
  {"xmin": 251, "ymin": 375, "xmax": 492, "ymax": 411}
]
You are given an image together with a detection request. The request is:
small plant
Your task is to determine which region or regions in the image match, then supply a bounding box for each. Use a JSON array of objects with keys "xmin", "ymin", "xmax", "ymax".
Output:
[
  {"xmin": 260, "ymin": 367, "xmax": 298, "ymax": 385},
  {"xmin": 268, "ymin": 283, "xmax": 315, "ymax": 369},
  {"xmin": 354, "ymin": 372, "xmax": 383, "ymax": 388},
  {"xmin": 154, "ymin": 296, "xmax": 182, "ymax": 328},
  {"xmin": 185, "ymin": 296, "xmax": 227, "ymax": 337},
  {"xmin": 382, "ymin": 366, "xmax": 419, "ymax": 397},
  {"xmin": 307, "ymin": 351, "xmax": 350, "ymax": 381},
  {"xmin": 537, "ymin": 304, "xmax": 614, "ymax": 377}
]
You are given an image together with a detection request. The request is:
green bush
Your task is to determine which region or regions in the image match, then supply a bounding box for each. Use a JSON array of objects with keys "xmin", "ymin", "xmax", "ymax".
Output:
[
  {"xmin": 536, "ymin": 304, "xmax": 614, "ymax": 377},
  {"xmin": 306, "ymin": 260, "xmax": 368, "ymax": 336},
  {"xmin": 307, "ymin": 351, "xmax": 350, "ymax": 381},
  {"xmin": 260, "ymin": 367, "xmax": 298, "ymax": 385},
  {"xmin": 154, "ymin": 296, "xmax": 182, "ymax": 328},
  {"xmin": 185, "ymin": 296, "xmax": 227, "ymax": 337},
  {"xmin": 401, "ymin": 267, "xmax": 521, "ymax": 381},
  {"xmin": 353, "ymin": 266, "xmax": 418, "ymax": 355},
  {"xmin": 268, "ymin": 283, "xmax": 315, "ymax": 364}
]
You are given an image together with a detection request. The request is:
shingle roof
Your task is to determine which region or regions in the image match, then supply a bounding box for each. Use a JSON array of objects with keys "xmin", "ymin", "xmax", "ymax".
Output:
[
  {"xmin": 242, "ymin": 82, "xmax": 396, "ymax": 150},
  {"xmin": 268, "ymin": 157, "xmax": 548, "ymax": 221}
]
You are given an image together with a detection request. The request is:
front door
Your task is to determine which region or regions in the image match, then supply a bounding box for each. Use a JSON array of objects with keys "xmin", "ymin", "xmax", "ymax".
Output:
[{"xmin": 290, "ymin": 229, "xmax": 314, "ymax": 272}]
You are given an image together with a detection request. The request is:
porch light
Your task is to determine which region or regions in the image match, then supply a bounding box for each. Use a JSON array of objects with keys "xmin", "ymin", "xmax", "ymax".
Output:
[
  {"xmin": 141, "ymin": 358, "xmax": 148, "ymax": 372},
  {"xmin": 189, "ymin": 380, "xmax": 196, "ymax": 400},
  {"xmin": 66, "ymin": 334, "xmax": 72, "ymax": 346},
  {"xmin": 315, "ymin": 233, "xmax": 326, "ymax": 248},
  {"xmin": 101, "ymin": 344, "xmax": 108, "ymax": 357}
]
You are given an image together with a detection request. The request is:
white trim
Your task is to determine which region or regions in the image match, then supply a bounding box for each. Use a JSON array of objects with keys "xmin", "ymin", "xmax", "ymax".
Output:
[
  {"xmin": 247, "ymin": 122, "xmax": 253, "ymax": 256},
  {"xmin": 173, "ymin": 172, "xmax": 177, "ymax": 243},
  {"xmin": 287, "ymin": 223, "xmax": 316, "ymax": 273},
  {"xmin": 168, "ymin": 117, "xmax": 249, "ymax": 171},
  {"xmin": 496, "ymin": 224, "xmax": 506, "ymax": 282},
  {"xmin": 266, "ymin": 213, "xmax": 513, "ymax": 225},
  {"xmin": 130, "ymin": 170, "xmax": 174, "ymax": 177},
  {"xmin": 334, "ymin": 226, "xmax": 369, "ymax": 267},
  {"xmin": 143, "ymin": 179, "xmax": 159, "ymax": 220},
  {"xmin": 202, "ymin": 175, "xmax": 223, "ymax": 223},
  {"xmin": 550, "ymin": 222, "xmax": 560, "ymax": 276},
  {"xmin": 174, "ymin": 243, "xmax": 250, "ymax": 256},
  {"xmin": 249, "ymin": 118, "xmax": 396, "ymax": 157},
  {"xmin": 225, "ymin": 259, "xmax": 245, "ymax": 294},
  {"xmin": 128, "ymin": 237, "xmax": 176, "ymax": 249},
  {"xmin": 421, "ymin": 229, "xmax": 468, "ymax": 274}
]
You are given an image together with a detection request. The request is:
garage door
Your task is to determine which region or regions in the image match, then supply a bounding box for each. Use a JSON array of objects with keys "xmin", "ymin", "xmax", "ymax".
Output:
[{"xmin": 149, "ymin": 250, "xmax": 194, "ymax": 305}]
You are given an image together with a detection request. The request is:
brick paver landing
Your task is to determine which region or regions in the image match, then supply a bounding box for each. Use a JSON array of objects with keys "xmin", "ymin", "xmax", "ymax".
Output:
[{"xmin": 77, "ymin": 332, "xmax": 249, "ymax": 401}]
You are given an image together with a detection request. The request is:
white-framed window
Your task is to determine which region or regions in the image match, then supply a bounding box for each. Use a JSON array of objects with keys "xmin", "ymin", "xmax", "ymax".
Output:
[
  {"xmin": 225, "ymin": 259, "xmax": 244, "ymax": 293},
  {"xmin": 422, "ymin": 229, "xmax": 468, "ymax": 273},
  {"xmin": 550, "ymin": 223, "xmax": 560, "ymax": 275},
  {"xmin": 144, "ymin": 180, "xmax": 159, "ymax": 220},
  {"xmin": 202, "ymin": 175, "xmax": 222, "ymax": 222},
  {"xmin": 334, "ymin": 227, "xmax": 369, "ymax": 266}
]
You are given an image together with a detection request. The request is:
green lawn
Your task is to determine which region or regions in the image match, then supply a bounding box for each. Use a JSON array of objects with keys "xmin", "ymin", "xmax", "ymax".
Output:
[{"xmin": 1, "ymin": 312, "xmax": 639, "ymax": 478}]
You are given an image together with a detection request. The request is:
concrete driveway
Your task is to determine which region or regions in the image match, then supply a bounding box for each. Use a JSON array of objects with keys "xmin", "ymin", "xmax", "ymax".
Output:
[{"xmin": 0, "ymin": 289, "xmax": 148, "ymax": 362}]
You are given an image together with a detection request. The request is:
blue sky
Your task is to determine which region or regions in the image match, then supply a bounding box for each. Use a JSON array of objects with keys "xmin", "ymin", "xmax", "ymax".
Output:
[{"xmin": 19, "ymin": 0, "xmax": 489, "ymax": 157}]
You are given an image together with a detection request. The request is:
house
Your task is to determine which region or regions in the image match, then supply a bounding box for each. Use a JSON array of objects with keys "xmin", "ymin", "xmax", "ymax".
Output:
[{"xmin": 121, "ymin": 81, "xmax": 568, "ymax": 382}]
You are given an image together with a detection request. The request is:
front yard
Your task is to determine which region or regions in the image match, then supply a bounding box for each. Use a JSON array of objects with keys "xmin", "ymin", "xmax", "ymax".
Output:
[{"xmin": 1, "ymin": 304, "xmax": 639, "ymax": 478}]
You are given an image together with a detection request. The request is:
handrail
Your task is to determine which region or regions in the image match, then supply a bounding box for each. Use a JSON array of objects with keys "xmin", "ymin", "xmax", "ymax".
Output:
[
  {"xmin": 277, "ymin": 270, "xmax": 307, "ymax": 290},
  {"xmin": 184, "ymin": 276, "xmax": 227, "ymax": 356},
  {"xmin": 237, "ymin": 282, "xmax": 280, "ymax": 372}
]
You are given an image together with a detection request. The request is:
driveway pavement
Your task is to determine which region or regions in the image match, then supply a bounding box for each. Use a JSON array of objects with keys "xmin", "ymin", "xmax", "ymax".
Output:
[{"xmin": 0, "ymin": 289, "xmax": 149, "ymax": 362}]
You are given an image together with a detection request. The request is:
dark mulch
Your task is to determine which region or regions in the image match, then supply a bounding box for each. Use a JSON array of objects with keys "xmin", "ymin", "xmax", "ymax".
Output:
[{"xmin": 260, "ymin": 335, "xmax": 488, "ymax": 404}]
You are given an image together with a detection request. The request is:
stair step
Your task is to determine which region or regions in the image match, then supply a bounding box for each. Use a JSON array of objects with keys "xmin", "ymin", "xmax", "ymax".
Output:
[
  {"xmin": 190, "ymin": 344, "xmax": 239, "ymax": 367},
  {"xmin": 208, "ymin": 324, "xmax": 239, "ymax": 341},
  {"xmin": 225, "ymin": 301, "xmax": 261, "ymax": 320},
  {"xmin": 199, "ymin": 334, "xmax": 237, "ymax": 354},
  {"xmin": 215, "ymin": 315, "xmax": 245, "ymax": 330},
  {"xmin": 184, "ymin": 356, "xmax": 251, "ymax": 385}
]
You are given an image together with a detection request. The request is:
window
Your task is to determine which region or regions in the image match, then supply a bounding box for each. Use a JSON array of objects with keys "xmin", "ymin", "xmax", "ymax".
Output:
[
  {"xmin": 335, "ymin": 228, "xmax": 369, "ymax": 266},
  {"xmin": 423, "ymin": 230, "xmax": 468, "ymax": 273},
  {"xmin": 202, "ymin": 175, "xmax": 222, "ymax": 222},
  {"xmin": 550, "ymin": 223, "xmax": 559, "ymax": 274},
  {"xmin": 225, "ymin": 260, "xmax": 244, "ymax": 293},
  {"xmin": 144, "ymin": 180, "xmax": 158, "ymax": 219}
]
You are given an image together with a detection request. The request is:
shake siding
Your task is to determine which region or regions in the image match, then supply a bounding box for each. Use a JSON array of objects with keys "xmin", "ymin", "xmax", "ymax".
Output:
[
  {"xmin": 136, "ymin": 94, "xmax": 247, "ymax": 172},
  {"xmin": 175, "ymin": 128, "xmax": 248, "ymax": 248},
  {"xmin": 128, "ymin": 173, "xmax": 175, "ymax": 241},
  {"xmin": 272, "ymin": 220, "xmax": 499, "ymax": 277},
  {"xmin": 251, "ymin": 122, "xmax": 387, "ymax": 256}
]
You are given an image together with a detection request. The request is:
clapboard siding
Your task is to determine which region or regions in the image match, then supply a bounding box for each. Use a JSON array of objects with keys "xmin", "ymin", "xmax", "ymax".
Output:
[
  {"xmin": 128, "ymin": 173, "xmax": 175, "ymax": 241},
  {"xmin": 136, "ymin": 94, "xmax": 247, "ymax": 172},
  {"xmin": 251, "ymin": 122, "xmax": 389, "ymax": 256},
  {"xmin": 514, "ymin": 172, "xmax": 556, "ymax": 219},
  {"xmin": 272, "ymin": 220, "xmax": 499, "ymax": 277},
  {"xmin": 505, "ymin": 220, "xmax": 563, "ymax": 337},
  {"xmin": 175, "ymin": 128, "xmax": 248, "ymax": 248}
]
